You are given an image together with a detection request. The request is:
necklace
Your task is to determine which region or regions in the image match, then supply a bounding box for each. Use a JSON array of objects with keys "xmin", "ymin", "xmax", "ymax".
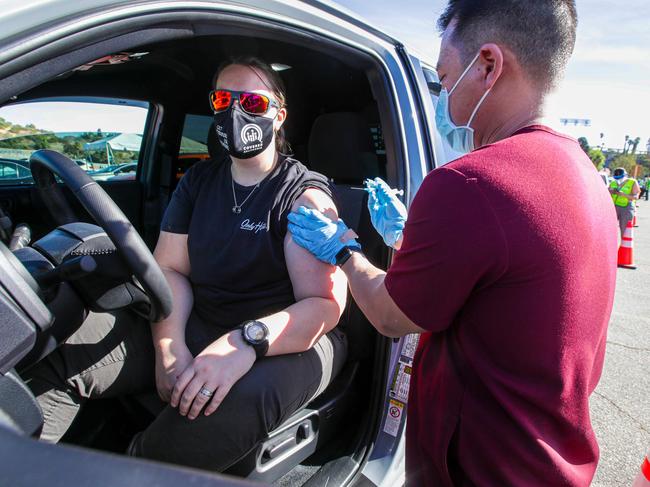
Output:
[{"xmin": 231, "ymin": 177, "xmax": 260, "ymax": 214}]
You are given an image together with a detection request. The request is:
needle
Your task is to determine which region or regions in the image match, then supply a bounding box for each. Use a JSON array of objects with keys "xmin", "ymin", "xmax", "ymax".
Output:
[{"xmin": 351, "ymin": 186, "xmax": 405, "ymax": 196}]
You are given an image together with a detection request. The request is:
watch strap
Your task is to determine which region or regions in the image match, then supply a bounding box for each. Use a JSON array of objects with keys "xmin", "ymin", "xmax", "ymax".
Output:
[
  {"xmin": 335, "ymin": 246, "xmax": 362, "ymax": 267},
  {"xmin": 253, "ymin": 340, "xmax": 269, "ymax": 359}
]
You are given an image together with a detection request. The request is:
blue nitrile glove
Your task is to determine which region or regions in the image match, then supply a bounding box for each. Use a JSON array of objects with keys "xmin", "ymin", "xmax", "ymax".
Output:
[
  {"xmin": 364, "ymin": 177, "xmax": 407, "ymax": 248},
  {"xmin": 287, "ymin": 206, "xmax": 361, "ymax": 265}
]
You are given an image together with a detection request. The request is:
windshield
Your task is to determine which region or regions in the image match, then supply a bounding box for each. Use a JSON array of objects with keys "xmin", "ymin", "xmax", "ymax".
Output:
[{"xmin": 0, "ymin": 100, "xmax": 148, "ymax": 185}]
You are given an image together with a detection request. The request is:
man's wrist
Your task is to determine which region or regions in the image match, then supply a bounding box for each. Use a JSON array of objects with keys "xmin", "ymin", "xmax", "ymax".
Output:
[
  {"xmin": 335, "ymin": 245, "xmax": 363, "ymax": 267},
  {"xmin": 339, "ymin": 247, "xmax": 365, "ymax": 271}
]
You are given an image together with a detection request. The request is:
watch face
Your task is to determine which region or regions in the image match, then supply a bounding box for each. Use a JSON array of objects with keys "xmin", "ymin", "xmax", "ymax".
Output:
[{"xmin": 245, "ymin": 322, "xmax": 267, "ymax": 343}]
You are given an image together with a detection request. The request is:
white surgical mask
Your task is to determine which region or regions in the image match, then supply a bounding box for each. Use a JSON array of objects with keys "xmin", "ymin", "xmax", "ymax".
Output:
[{"xmin": 435, "ymin": 52, "xmax": 492, "ymax": 155}]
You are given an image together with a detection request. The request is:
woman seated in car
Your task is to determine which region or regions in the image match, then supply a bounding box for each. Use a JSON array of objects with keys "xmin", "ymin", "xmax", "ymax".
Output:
[{"xmin": 25, "ymin": 57, "xmax": 348, "ymax": 471}]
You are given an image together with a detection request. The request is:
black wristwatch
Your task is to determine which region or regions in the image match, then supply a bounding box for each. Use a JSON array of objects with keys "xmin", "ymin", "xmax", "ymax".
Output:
[
  {"xmin": 335, "ymin": 246, "xmax": 363, "ymax": 267},
  {"xmin": 240, "ymin": 320, "xmax": 269, "ymax": 358}
]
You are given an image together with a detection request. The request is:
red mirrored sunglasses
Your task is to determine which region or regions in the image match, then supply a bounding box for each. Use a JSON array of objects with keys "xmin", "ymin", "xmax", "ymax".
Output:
[{"xmin": 208, "ymin": 89, "xmax": 280, "ymax": 115}]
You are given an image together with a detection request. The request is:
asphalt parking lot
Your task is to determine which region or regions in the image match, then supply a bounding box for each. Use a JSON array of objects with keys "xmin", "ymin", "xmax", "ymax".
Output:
[{"xmin": 591, "ymin": 200, "xmax": 650, "ymax": 486}]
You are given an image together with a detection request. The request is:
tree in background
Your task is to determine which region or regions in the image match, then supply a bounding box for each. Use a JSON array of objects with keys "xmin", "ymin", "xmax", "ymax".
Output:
[
  {"xmin": 578, "ymin": 137, "xmax": 590, "ymax": 154},
  {"xmin": 635, "ymin": 154, "xmax": 650, "ymax": 175},
  {"xmin": 113, "ymin": 150, "xmax": 138, "ymax": 164},
  {"xmin": 624, "ymin": 135, "xmax": 630, "ymax": 154},
  {"xmin": 610, "ymin": 154, "xmax": 638, "ymax": 175},
  {"xmin": 631, "ymin": 137, "xmax": 641, "ymax": 154},
  {"xmin": 62, "ymin": 139, "xmax": 84, "ymax": 159},
  {"xmin": 588, "ymin": 148, "xmax": 605, "ymax": 170}
]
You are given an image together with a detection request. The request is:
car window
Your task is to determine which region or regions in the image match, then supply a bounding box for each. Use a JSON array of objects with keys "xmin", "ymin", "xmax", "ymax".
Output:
[
  {"xmin": 420, "ymin": 66, "xmax": 464, "ymax": 166},
  {"xmin": 179, "ymin": 114, "xmax": 211, "ymax": 156},
  {"xmin": 0, "ymin": 99, "xmax": 149, "ymax": 185},
  {"xmin": 176, "ymin": 114, "xmax": 212, "ymax": 181}
]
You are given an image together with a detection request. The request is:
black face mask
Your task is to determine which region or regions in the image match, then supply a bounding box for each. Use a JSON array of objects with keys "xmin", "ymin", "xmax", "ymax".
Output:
[{"xmin": 213, "ymin": 105, "xmax": 274, "ymax": 159}]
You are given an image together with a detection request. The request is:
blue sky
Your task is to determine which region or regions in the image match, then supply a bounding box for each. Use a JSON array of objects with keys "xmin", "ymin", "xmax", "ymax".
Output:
[{"xmin": 336, "ymin": 0, "xmax": 650, "ymax": 151}]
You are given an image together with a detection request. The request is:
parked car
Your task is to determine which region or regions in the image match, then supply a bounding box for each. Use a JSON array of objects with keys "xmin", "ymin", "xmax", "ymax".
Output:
[
  {"xmin": 87, "ymin": 164, "xmax": 123, "ymax": 176},
  {"xmin": 0, "ymin": 1, "xmax": 444, "ymax": 486},
  {"xmin": 0, "ymin": 158, "xmax": 33, "ymax": 185},
  {"xmin": 93, "ymin": 162, "xmax": 138, "ymax": 181}
]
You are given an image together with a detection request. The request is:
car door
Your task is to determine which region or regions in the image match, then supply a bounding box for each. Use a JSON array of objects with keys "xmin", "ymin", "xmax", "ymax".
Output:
[{"xmin": 0, "ymin": 97, "xmax": 149, "ymax": 242}]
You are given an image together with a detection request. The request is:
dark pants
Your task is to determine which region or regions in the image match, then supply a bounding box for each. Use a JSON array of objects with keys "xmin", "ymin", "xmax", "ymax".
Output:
[{"xmin": 23, "ymin": 309, "xmax": 347, "ymax": 471}]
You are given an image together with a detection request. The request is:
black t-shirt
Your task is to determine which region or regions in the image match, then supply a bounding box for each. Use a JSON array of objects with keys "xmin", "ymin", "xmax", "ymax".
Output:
[{"xmin": 160, "ymin": 156, "xmax": 332, "ymax": 329}]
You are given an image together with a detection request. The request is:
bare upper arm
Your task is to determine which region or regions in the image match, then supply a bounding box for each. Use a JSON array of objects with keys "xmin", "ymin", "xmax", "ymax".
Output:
[
  {"xmin": 284, "ymin": 188, "xmax": 348, "ymax": 307},
  {"xmin": 153, "ymin": 231, "xmax": 191, "ymax": 277}
]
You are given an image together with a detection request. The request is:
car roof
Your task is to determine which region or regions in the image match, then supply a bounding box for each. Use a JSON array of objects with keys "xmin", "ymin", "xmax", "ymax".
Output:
[
  {"xmin": 0, "ymin": 0, "xmax": 434, "ymax": 65},
  {"xmin": 0, "ymin": 0, "xmax": 389, "ymax": 40}
]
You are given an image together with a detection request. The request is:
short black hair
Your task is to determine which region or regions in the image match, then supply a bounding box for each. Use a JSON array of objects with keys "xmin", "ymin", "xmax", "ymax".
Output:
[
  {"xmin": 613, "ymin": 167, "xmax": 626, "ymax": 177},
  {"xmin": 438, "ymin": 0, "xmax": 577, "ymax": 91}
]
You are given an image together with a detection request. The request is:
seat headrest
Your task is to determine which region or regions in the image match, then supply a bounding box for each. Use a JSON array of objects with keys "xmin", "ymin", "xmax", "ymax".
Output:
[
  {"xmin": 308, "ymin": 112, "xmax": 378, "ymax": 183},
  {"xmin": 207, "ymin": 122, "xmax": 226, "ymax": 162}
]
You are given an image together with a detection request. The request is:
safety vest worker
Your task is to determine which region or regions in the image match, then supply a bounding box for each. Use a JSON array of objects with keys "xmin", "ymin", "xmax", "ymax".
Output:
[
  {"xmin": 610, "ymin": 167, "xmax": 641, "ymax": 238},
  {"xmin": 610, "ymin": 177, "xmax": 637, "ymax": 207}
]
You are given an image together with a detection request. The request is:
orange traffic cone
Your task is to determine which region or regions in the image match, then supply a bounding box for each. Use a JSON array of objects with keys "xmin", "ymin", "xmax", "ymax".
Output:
[
  {"xmin": 632, "ymin": 449, "xmax": 650, "ymax": 487},
  {"xmin": 633, "ymin": 214, "xmax": 639, "ymax": 227},
  {"xmin": 618, "ymin": 219, "xmax": 636, "ymax": 269}
]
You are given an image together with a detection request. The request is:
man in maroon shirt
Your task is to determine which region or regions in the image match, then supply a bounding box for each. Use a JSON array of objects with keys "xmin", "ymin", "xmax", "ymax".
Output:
[{"xmin": 288, "ymin": 0, "xmax": 618, "ymax": 485}]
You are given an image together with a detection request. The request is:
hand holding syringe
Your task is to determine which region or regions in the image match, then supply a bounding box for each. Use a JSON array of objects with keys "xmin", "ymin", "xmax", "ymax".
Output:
[
  {"xmin": 362, "ymin": 177, "xmax": 407, "ymax": 249},
  {"xmin": 352, "ymin": 179, "xmax": 404, "ymax": 197}
]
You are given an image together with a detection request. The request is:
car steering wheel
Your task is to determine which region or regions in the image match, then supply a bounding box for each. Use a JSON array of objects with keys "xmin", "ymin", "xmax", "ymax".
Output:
[{"xmin": 29, "ymin": 149, "xmax": 173, "ymax": 322}]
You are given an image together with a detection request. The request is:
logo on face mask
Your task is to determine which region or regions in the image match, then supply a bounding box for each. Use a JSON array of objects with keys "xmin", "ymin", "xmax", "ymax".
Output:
[
  {"xmin": 241, "ymin": 124, "xmax": 264, "ymax": 145},
  {"xmin": 213, "ymin": 106, "xmax": 273, "ymax": 159}
]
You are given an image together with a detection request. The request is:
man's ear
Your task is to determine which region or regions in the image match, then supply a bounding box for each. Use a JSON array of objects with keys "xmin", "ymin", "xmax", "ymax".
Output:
[{"xmin": 478, "ymin": 43, "xmax": 504, "ymax": 91}]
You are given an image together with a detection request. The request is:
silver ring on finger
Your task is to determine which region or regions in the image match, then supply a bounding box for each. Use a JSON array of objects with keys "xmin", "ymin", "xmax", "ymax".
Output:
[{"xmin": 198, "ymin": 387, "xmax": 214, "ymax": 398}]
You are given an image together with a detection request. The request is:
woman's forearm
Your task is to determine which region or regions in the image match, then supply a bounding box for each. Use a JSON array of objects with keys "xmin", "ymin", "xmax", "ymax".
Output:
[
  {"xmin": 257, "ymin": 297, "xmax": 342, "ymax": 356},
  {"xmin": 151, "ymin": 268, "xmax": 194, "ymax": 349}
]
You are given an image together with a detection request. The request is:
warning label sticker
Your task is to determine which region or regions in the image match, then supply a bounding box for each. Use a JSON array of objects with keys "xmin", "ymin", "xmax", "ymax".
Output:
[
  {"xmin": 383, "ymin": 399, "xmax": 405, "ymax": 437},
  {"xmin": 389, "ymin": 363, "xmax": 412, "ymax": 403},
  {"xmin": 399, "ymin": 334, "xmax": 419, "ymax": 365}
]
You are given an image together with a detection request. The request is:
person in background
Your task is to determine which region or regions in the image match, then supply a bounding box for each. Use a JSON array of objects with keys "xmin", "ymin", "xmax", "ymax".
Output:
[
  {"xmin": 599, "ymin": 166, "xmax": 611, "ymax": 186},
  {"xmin": 609, "ymin": 167, "xmax": 640, "ymax": 238},
  {"xmin": 645, "ymin": 176, "xmax": 650, "ymax": 201},
  {"xmin": 287, "ymin": 0, "xmax": 618, "ymax": 485},
  {"xmin": 639, "ymin": 177, "xmax": 647, "ymax": 200}
]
